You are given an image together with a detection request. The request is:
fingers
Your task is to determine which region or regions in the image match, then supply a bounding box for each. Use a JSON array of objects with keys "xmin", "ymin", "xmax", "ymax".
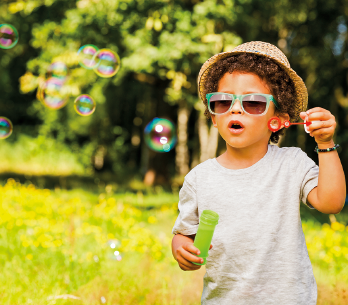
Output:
[
  {"xmin": 299, "ymin": 112, "xmax": 307, "ymax": 120},
  {"xmin": 306, "ymin": 109, "xmax": 333, "ymax": 122},
  {"xmin": 307, "ymin": 120, "xmax": 335, "ymax": 132},
  {"xmin": 176, "ymin": 243, "xmax": 203, "ymax": 271},
  {"xmin": 309, "ymin": 127, "xmax": 336, "ymax": 140},
  {"xmin": 183, "ymin": 242, "xmax": 201, "ymax": 257},
  {"xmin": 302, "ymin": 108, "xmax": 336, "ymax": 142}
]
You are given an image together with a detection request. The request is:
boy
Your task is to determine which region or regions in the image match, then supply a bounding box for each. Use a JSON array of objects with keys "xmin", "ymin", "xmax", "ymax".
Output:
[{"xmin": 171, "ymin": 41, "xmax": 346, "ymax": 304}]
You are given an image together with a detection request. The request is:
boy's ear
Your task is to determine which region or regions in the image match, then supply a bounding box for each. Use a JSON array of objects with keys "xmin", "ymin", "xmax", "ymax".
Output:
[
  {"xmin": 278, "ymin": 113, "xmax": 290, "ymax": 129},
  {"xmin": 211, "ymin": 114, "xmax": 217, "ymax": 127}
]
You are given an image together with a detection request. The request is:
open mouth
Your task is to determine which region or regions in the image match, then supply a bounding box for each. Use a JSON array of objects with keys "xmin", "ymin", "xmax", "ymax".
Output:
[
  {"xmin": 231, "ymin": 123, "xmax": 242, "ymax": 129},
  {"xmin": 228, "ymin": 120, "xmax": 244, "ymax": 129}
]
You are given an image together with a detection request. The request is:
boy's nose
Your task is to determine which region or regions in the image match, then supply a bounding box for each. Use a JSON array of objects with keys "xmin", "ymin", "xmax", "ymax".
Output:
[{"xmin": 230, "ymin": 99, "xmax": 244, "ymax": 114}]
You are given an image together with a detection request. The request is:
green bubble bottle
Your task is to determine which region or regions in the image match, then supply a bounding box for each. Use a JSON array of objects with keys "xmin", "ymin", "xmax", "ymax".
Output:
[{"xmin": 192, "ymin": 210, "xmax": 219, "ymax": 265}]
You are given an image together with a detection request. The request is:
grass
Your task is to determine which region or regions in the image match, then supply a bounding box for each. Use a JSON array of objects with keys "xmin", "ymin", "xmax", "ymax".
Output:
[{"xmin": 0, "ymin": 178, "xmax": 348, "ymax": 304}]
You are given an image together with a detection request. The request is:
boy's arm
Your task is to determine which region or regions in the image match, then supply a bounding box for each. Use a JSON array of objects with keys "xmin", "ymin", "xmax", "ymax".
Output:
[
  {"xmin": 300, "ymin": 106, "xmax": 347, "ymax": 214},
  {"xmin": 307, "ymin": 140, "xmax": 346, "ymax": 214}
]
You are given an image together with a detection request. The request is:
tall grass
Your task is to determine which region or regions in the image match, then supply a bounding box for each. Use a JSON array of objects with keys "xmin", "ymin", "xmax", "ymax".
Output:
[{"xmin": 0, "ymin": 179, "xmax": 347, "ymax": 304}]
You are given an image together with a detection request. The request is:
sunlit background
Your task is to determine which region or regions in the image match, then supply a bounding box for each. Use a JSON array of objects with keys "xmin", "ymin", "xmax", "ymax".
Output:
[{"xmin": 1, "ymin": 0, "xmax": 348, "ymax": 304}]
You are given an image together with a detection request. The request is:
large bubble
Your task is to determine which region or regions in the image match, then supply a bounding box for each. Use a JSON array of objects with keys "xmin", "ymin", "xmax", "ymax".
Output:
[
  {"xmin": 0, "ymin": 24, "xmax": 19, "ymax": 49},
  {"xmin": 144, "ymin": 118, "xmax": 177, "ymax": 152},
  {"xmin": 37, "ymin": 78, "xmax": 69, "ymax": 109},
  {"xmin": 77, "ymin": 44, "xmax": 100, "ymax": 69},
  {"xmin": 93, "ymin": 49, "xmax": 120, "ymax": 78},
  {"xmin": 0, "ymin": 117, "xmax": 13, "ymax": 139},
  {"xmin": 74, "ymin": 94, "xmax": 96, "ymax": 116}
]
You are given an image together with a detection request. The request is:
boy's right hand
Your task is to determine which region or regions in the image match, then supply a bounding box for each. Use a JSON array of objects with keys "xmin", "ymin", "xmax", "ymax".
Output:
[{"xmin": 175, "ymin": 239, "xmax": 213, "ymax": 271}]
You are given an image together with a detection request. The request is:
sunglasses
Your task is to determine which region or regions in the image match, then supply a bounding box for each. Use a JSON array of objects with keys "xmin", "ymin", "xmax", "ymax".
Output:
[{"xmin": 206, "ymin": 93, "xmax": 279, "ymax": 116}]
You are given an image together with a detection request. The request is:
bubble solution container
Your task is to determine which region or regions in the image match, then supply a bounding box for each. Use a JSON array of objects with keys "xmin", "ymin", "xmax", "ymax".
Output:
[{"xmin": 192, "ymin": 210, "xmax": 219, "ymax": 265}]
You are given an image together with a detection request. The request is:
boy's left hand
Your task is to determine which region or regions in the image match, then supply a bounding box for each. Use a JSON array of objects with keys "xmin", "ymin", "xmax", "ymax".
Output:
[{"xmin": 299, "ymin": 108, "xmax": 336, "ymax": 145}]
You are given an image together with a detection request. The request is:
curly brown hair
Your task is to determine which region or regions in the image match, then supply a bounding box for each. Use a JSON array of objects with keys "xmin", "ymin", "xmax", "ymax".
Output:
[{"xmin": 202, "ymin": 53, "xmax": 297, "ymax": 144}]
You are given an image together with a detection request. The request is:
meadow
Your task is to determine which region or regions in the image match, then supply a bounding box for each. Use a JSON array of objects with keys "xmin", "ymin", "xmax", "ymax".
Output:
[{"xmin": 1, "ymin": 178, "xmax": 348, "ymax": 305}]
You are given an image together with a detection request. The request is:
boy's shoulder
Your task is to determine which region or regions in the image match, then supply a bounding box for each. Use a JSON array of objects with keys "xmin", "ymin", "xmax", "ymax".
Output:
[
  {"xmin": 270, "ymin": 144, "xmax": 308, "ymax": 158},
  {"xmin": 184, "ymin": 158, "xmax": 214, "ymax": 180},
  {"xmin": 270, "ymin": 145, "xmax": 315, "ymax": 168}
]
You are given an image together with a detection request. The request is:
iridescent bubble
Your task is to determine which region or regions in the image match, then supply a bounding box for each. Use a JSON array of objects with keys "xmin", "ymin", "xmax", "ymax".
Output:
[
  {"xmin": 106, "ymin": 240, "xmax": 122, "ymax": 260},
  {"xmin": 47, "ymin": 62, "xmax": 68, "ymax": 81},
  {"xmin": 37, "ymin": 78, "xmax": 68, "ymax": 110},
  {"xmin": 107, "ymin": 239, "xmax": 121, "ymax": 249},
  {"xmin": 109, "ymin": 250, "xmax": 122, "ymax": 261},
  {"xmin": 93, "ymin": 49, "xmax": 120, "ymax": 78},
  {"xmin": 77, "ymin": 44, "xmax": 100, "ymax": 69},
  {"xmin": 144, "ymin": 118, "xmax": 177, "ymax": 153},
  {"xmin": 74, "ymin": 94, "xmax": 96, "ymax": 116},
  {"xmin": 0, "ymin": 24, "xmax": 19, "ymax": 49},
  {"xmin": 0, "ymin": 117, "xmax": 13, "ymax": 139}
]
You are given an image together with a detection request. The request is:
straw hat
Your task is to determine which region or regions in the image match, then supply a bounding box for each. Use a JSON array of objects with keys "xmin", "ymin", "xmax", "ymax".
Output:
[{"xmin": 197, "ymin": 41, "xmax": 308, "ymax": 122}]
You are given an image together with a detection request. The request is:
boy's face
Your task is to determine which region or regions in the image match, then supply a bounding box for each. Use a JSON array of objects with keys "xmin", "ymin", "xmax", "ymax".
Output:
[{"xmin": 211, "ymin": 71, "xmax": 289, "ymax": 149}]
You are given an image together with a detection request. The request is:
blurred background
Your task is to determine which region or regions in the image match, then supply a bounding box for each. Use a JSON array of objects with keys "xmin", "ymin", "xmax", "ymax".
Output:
[{"xmin": 1, "ymin": 0, "xmax": 348, "ymax": 304}]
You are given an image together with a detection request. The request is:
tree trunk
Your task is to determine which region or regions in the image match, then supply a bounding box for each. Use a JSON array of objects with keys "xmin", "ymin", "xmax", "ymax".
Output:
[
  {"xmin": 198, "ymin": 111, "xmax": 219, "ymax": 162},
  {"xmin": 175, "ymin": 101, "xmax": 191, "ymax": 176}
]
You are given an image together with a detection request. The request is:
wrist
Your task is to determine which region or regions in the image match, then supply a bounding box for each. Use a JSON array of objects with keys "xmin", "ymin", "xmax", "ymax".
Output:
[{"xmin": 317, "ymin": 140, "xmax": 335, "ymax": 149}]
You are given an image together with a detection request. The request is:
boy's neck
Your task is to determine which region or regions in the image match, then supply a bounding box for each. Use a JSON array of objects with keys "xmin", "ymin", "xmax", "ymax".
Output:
[{"xmin": 216, "ymin": 143, "xmax": 269, "ymax": 170}]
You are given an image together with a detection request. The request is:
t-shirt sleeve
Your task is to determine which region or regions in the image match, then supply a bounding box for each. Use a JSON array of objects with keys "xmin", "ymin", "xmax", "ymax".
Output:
[
  {"xmin": 297, "ymin": 149, "xmax": 319, "ymax": 209},
  {"xmin": 172, "ymin": 172, "xmax": 199, "ymax": 235}
]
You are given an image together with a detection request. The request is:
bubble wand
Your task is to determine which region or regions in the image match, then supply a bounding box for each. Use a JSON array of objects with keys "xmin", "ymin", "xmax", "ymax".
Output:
[{"xmin": 267, "ymin": 117, "xmax": 312, "ymax": 132}]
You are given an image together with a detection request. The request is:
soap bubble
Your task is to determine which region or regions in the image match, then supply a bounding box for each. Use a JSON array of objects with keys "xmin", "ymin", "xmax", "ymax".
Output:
[
  {"xmin": 77, "ymin": 44, "xmax": 100, "ymax": 69},
  {"xmin": 0, "ymin": 24, "xmax": 19, "ymax": 49},
  {"xmin": 47, "ymin": 62, "xmax": 68, "ymax": 81},
  {"xmin": 37, "ymin": 78, "xmax": 69, "ymax": 109},
  {"xmin": 144, "ymin": 118, "xmax": 177, "ymax": 152},
  {"xmin": 74, "ymin": 94, "xmax": 96, "ymax": 116},
  {"xmin": 106, "ymin": 239, "xmax": 122, "ymax": 260},
  {"xmin": 0, "ymin": 117, "xmax": 13, "ymax": 139},
  {"xmin": 109, "ymin": 250, "xmax": 122, "ymax": 261},
  {"xmin": 107, "ymin": 239, "xmax": 121, "ymax": 249},
  {"xmin": 93, "ymin": 49, "xmax": 120, "ymax": 78}
]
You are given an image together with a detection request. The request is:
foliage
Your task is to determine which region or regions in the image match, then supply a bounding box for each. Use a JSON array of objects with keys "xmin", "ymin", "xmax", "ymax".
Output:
[
  {"xmin": 304, "ymin": 219, "xmax": 348, "ymax": 276},
  {"xmin": 0, "ymin": 179, "xmax": 177, "ymax": 303},
  {"xmin": 0, "ymin": 179, "xmax": 347, "ymax": 303},
  {"xmin": 1, "ymin": 0, "xmax": 348, "ymax": 182},
  {"xmin": 0, "ymin": 0, "xmax": 242, "ymax": 178}
]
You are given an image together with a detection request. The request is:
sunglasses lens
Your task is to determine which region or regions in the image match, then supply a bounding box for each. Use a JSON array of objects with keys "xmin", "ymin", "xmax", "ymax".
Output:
[
  {"xmin": 209, "ymin": 94, "xmax": 233, "ymax": 114},
  {"xmin": 242, "ymin": 95, "xmax": 267, "ymax": 114}
]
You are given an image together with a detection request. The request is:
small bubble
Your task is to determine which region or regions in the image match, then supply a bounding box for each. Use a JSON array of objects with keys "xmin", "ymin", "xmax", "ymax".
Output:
[
  {"xmin": 144, "ymin": 118, "xmax": 177, "ymax": 152},
  {"xmin": 74, "ymin": 94, "xmax": 96, "ymax": 116},
  {"xmin": 101, "ymin": 296, "xmax": 106, "ymax": 303},
  {"xmin": 0, "ymin": 24, "xmax": 19, "ymax": 49},
  {"xmin": 93, "ymin": 255, "xmax": 99, "ymax": 262},
  {"xmin": 0, "ymin": 117, "xmax": 13, "ymax": 139},
  {"xmin": 93, "ymin": 49, "xmax": 121, "ymax": 78},
  {"xmin": 77, "ymin": 44, "xmax": 100, "ymax": 69},
  {"xmin": 107, "ymin": 239, "xmax": 120, "ymax": 248}
]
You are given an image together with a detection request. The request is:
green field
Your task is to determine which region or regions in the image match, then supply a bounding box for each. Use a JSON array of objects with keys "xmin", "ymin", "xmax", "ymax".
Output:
[{"xmin": 1, "ymin": 178, "xmax": 348, "ymax": 304}]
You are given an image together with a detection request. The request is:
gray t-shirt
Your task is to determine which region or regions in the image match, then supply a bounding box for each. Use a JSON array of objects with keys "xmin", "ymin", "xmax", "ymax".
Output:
[{"xmin": 172, "ymin": 144, "xmax": 319, "ymax": 305}]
